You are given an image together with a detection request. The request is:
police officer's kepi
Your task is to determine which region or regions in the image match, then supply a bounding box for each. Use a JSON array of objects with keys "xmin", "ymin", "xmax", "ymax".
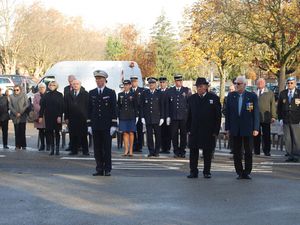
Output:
[
  {"xmin": 147, "ymin": 77, "xmax": 157, "ymax": 83},
  {"xmin": 159, "ymin": 77, "xmax": 167, "ymax": 82},
  {"xmin": 123, "ymin": 79, "xmax": 131, "ymax": 85},
  {"xmin": 195, "ymin": 77, "xmax": 209, "ymax": 86},
  {"xmin": 174, "ymin": 74, "xmax": 183, "ymax": 81},
  {"xmin": 93, "ymin": 70, "xmax": 108, "ymax": 79},
  {"xmin": 130, "ymin": 75, "xmax": 139, "ymax": 80},
  {"xmin": 287, "ymin": 77, "xmax": 296, "ymax": 82}
]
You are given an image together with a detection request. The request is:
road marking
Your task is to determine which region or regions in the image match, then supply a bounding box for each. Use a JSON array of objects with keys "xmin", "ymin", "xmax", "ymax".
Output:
[
  {"xmin": 260, "ymin": 161, "xmax": 300, "ymax": 166},
  {"xmin": 0, "ymin": 155, "xmax": 6, "ymax": 158}
]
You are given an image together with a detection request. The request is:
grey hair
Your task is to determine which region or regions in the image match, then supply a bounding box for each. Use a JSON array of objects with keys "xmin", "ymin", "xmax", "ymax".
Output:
[
  {"xmin": 72, "ymin": 79, "xmax": 81, "ymax": 85},
  {"xmin": 68, "ymin": 75, "xmax": 76, "ymax": 80},
  {"xmin": 235, "ymin": 76, "xmax": 247, "ymax": 84},
  {"xmin": 38, "ymin": 82, "xmax": 46, "ymax": 88},
  {"xmin": 256, "ymin": 78, "xmax": 265, "ymax": 84}
]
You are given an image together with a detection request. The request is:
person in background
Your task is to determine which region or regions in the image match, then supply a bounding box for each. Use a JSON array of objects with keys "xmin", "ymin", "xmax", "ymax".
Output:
[
  {"xmin": 39, "ymin": 81, "xmax": 64, "ymax": 156},
  {"xmin": 130, "ymin": 75, "xmax": 144, "ymax": 153},
  {"xmin": 253, "ymin": 78, "xmax": 276, "ymax": 156},
  {"xmin": 33, "ymin": 83, "xmax": 47, "ymax": 151},
  {"xmin": 64, "ymin": 80, "xmax": 89, "ymax": 156},
  {"xmin": 187, "ymin": 77, "xmax": 221, "ymax": 179},
  {"xmin": 225, "ymin": 76, "xmax": 259, "ymax": 180},
  {"xmin": 117, "ymin": 80, "xmax": 138, "ymax": 157},
  {"xmin": 0, "ymin": 87, "xmax": 10, "ymax": 149},
  {"xmin": 277, "ymin": 77, "xmax": 300, "ymax": 162},
  {"xmin": 158, "ymin": 76, "xmax": 171, "ymax": 154},
  {"xmin": 9, "ymin": 85, "xmax": 29, "ymax": 150}
]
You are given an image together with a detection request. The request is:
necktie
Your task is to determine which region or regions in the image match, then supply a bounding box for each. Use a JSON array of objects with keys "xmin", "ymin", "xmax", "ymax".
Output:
[
  {"xmin": 288, "ymin": 91, "xmax": 292, "ymax": 103},
  {"xmin": 259, "ymin": 90, "xmax": 262, "ymax": 97},
  {"xmin": 238, "ymin": 94, "xmax": 243, "ymax": 116}
]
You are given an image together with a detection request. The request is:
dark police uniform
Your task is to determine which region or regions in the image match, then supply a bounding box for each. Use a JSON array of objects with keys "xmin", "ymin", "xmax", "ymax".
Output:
[
  {"xmin": 167, "ymin": 77, "xmax": 192, "ymax": 157},
  {"xmin": 88, "ymin": 70, "xmax": 117, "ymax": 176},
  {"xmin": 141, "ymin": 87, "xmax": 164, "ymax": 156},
  {"xmin": 187, "ymin": 78, "xmax": 221, "ymax": 178},
  {"xmin": 131, "ymin": 83, "xmax": 144, "ymax": 152},
  {"xmin": 277, "ymin": 84, "xmax": 300, "ymax": 161}
]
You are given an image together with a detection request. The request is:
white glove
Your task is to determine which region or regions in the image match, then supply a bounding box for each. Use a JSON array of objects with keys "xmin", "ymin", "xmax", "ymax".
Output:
[
  {"xmin": 159, "ymin": 119, "xmax": 164, "ymax": 126},
  {"xmin": 166, "ymin": 117, "xmax": 171, "ymax": 126},
  {"xmin": 88, "ymin": 126, "xmax": 92, "ymax": 135},
  {"xmin": 279, "ymin": 120, "xmax": 283, "ymax": 126},
  {"xmin": 110, "ymin": 126, "xmax": 117, "ymax": 136},
  {"xmin": 136, "ymin": 117, "xmax": 139, "ymax": 124},
  {"xmin": 117, "ymin": 118, "xmax": 119, "ymax": 125},
  {"xmin": 141, "ymin": 118, "xmax": 146, "ymax": 125}
]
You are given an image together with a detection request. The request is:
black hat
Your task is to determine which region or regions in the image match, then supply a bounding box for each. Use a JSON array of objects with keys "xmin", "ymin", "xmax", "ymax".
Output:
[
  {"xmin": 94, "ymin": 70, "xmax": 108, "ymax": 78},
  {"xmin": 195, "ymin": 77, "xmax": 209, "ymax": 86},
  {"xmin": 123, "ymin": 79, "xmax": 131, "ymax": 85},
  {"xmin": 130, "ymin": 75, "xmax": 139, "ymax": 80},
  {"xmin": 159, "ymin": 77, "xmax": 167, "ymax": 82},
  {"xmin": 147, "ymin": 77, "xmax": 157, "ymax": 83},
  {"xmin": 174, "ymin": 74, "xmax": 183, "ymax": 81}
]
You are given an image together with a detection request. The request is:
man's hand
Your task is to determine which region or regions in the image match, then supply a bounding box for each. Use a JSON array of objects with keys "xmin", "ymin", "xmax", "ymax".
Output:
[
  {"xmin": 38, "ymin": 118, "xmax": 43, "ymax": 124},
  {"xmin": 16, "ymin": 113, "xmax": 21, "ymax": 118},
  {"xmin": 141, "ymin": 118, "xmax": 146, "ymax": 125},
  {"xmin": 57, "ymin": 117, "xmax": 62, "ymax": 124},
  {"xmin": 88, "ymin": 126, "xmax": 92, "ymax": 135},
  {"xmin": 110, "ymin": 126, "xmax": 117, "ymax": 136},
  {"xmin": 271, "ymin": 118, "xmax": 276, "ymax": 123},
  {"xmin": 159, "ymin": 119, "xmax": 164, "ymax": 126},
  {"xmin": 253, "ymin": 130, "xmax": 259, "ymax": 137},
  {"xmin": 166, "ymin": 117, "xmax": 171, "ymax": 126}
]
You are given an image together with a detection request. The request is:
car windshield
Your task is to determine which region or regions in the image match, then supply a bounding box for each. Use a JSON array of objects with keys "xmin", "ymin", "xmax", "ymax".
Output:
[{"xmin": 0, "ymin": 77, "xmax": 12, "ymax": 84}]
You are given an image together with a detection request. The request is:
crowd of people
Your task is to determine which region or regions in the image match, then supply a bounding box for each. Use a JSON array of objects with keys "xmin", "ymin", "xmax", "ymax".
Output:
[{"xmin": 0, "ymin": 71, "xmax": 299, "ymax": 179}]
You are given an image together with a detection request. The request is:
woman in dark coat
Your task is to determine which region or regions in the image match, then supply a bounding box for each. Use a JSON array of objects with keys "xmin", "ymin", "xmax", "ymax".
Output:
[
  {"xmin": 0, "ymin": 87, "xmax": 10, "ymax": 149},
  {"xmin": 39, "ymin": 81, "xmax": 64, "ymax": 155}
]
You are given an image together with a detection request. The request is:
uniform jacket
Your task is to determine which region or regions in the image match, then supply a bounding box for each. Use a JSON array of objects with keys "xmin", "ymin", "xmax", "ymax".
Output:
[
  {"xmin": 64, "ymin": 89, "xmax": 89, "ymax": 135},
  {"xmin": 9, "ymin": 92, "xmax": 29, "ymax": 124},
  {"xmin": 225, "ymin": 91, "xmax": 260, "ymax": 136},
  {"xmin": 159, "ymin": 88, "xmax": 169, "ymax": 119},
  {"xmin": 88, "ymin": 86, "xmax": 117, "ymax": 131},
  {"xmin": 33, "ymin": 92, "xmax": 45, "ymax": 129},
  {"xmin": 39, "ymin": 90, "xmax": 64, "ymax": 130},
  {"xmin": 167, "ymin": 86, "xmax": 192, "ymax": 121},
  {"xmin": 257, "ymin": 88, "xmax": 277, "ymax": 123},
  {"xmin": 131, "ymin": 87, "xmax": 144, "ymax": 118},
  {"xmin": 140, "ymin": 89, "xmax": 164, "ymax": 125},
  {"xmin": 0, "ymin": 95, "xmax": 9, "ymax": 122},
  {"xmin": 277, "ymin": 88, "xmax": 300, "ymax": 124},
  {"xmin": 117, "ymin": 91, "xmax": 137, "ymax": 120},
  {"xmin": 187, "ymin": 92, "xmax": 221, "ymax": 149}
]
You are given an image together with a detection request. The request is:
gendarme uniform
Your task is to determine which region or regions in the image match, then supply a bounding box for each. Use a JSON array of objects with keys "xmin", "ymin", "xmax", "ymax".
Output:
[
  {"xmin": 88, "ymin": 70, "xmax": 117, "ymax": 176},
  {"xmin": 277, "ymin": 77, "xmax": 300, "ymax": 162},
  {"xmin": 167, "ymin": 74, "xmax": 192, "ymax": 157}
]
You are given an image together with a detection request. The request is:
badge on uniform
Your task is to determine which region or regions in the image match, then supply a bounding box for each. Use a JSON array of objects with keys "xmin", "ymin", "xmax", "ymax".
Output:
[
  {"xmin": 120, "ymin": 96, "xmax": 124, "ymax": 99},
  {"xmin": 145, "ymin": 100, "xmax": 148, "ymax": 103},
  {"xmin": 209, "ymin": 99, "xmax": 213, "ymax": 104},
  {"xmin": 295, "ymin": 98, "xmax": 300, "ymax": 106},
  {"xmin": 170, "ymin": 98, "xmax": 173, "ymax": 102},
  {"xmin": 182, "ymin": 92, "xmax": 186, "ymax": 97},
  {"xmin": 283, "ymin": 99, "xmax": 286, "ymax": 104},
  {"xmin": 129, "ymin": 96, "xmax": 133, "ymax": 101},
  {"xmin": 103, "ymin": 96, "xmax": 110, "ymax": 99},
  {"xmin": 246, "ymin": 102, "xmax": 253, "ymax": 112}
]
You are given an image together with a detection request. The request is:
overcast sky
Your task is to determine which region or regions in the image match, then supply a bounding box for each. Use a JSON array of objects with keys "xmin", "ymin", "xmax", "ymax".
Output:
[{"xmin": 24, "ymin": 0, "xmax": 195, "ymax": 38}]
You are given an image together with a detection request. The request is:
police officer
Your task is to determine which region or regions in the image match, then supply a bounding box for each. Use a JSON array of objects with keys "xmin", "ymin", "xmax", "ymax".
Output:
[
  {"xmin": 130, "ymin": 75, "xmax": 144, "ymax": 153},
  {"xmin": 167, "ymin": 74, "xmax": 192, "ymax": 158},
  {"xmin": 141, "ymin": 77, "xmax": 164, "ymax": 157},
  {"xmin": 277, "ymin": 77, "xmax": 300, "ymax": 162},
  {"xmin": 159, "ymin": 76, "xmax": 171, "ymax": 154},
  {"xmin": 187, "ymin": 77, "xmax": 221, "ymax": 178},
  {"xmin": 88, "ymin": 70, "xmax": 117, "ymax": 176}
]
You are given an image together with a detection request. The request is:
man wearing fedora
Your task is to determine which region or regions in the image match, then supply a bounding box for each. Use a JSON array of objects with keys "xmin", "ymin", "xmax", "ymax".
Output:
[
  {"xmin": 187, "ymin": 77, "xmax": 221, "ymax": 178},
  {"xmin": 167, "ymin": 74, "xmax": 192, "ymax": 158},
  {"xmin": 88, "ymin": 70, "xmax": 117, "ymax": 176}
]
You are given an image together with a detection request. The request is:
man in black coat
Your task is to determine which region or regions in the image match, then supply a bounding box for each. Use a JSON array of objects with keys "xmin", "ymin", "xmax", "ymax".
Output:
[
  {"xmin": 0, "ymin": 87, "xmax": 10, "ymax": 149},
  {"xmin": 140, "ymin": 77, "xmax": 165, "ymax": 157},
  {"xmin": 64, "ymin": 80, "xmax": 89, "ymax": 156},
  {"xmin": 63, "ymin": 75, "xmax": 76, "ymax": 96},
  {"xmin": 187, "ymin": 77, "xmax": 221, "ymax": 179},
  {"xmin": 88, "ymin": 70, "xmax": 117, "ymax": 176},
  {"xmin": 130, "ymin": 75, "xmax": 144, "ymax": 153}
]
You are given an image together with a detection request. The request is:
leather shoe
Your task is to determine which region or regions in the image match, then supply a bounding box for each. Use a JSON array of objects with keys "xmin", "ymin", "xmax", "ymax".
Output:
[
  {"xmin": 68, "ymin": 152, "xmax": 78, "ymax": 156},
  {"xmin": 104, "ymin": 171, "xmax": 111, "ymax": 176},
  {"xmin": 236, "ymin": 175, "xmax": 243, "ymax": 180},
  {"xmin": 264, "ymin": 153, "xmax": 271, "ymax": 156},
  {"xmin": 3, "ymin": 145, "xmax": 9, "ymax": 149},
  {"xmin": 93, "ymin": 171, "xmax": 104, "ymax": 176},
  {"xmin": 243, "ymin": 174, "xmax": 252, "ymax": 180},
  {"xmin": 187, "ymin": 174, "xmax": 198, "ymax": 178},
  {"xmin": 82, "ymin": 152, "xmax": 90, "ymax": 156},
  {"xmin": 203, "ymin": 174, "xmax": 211, "ymax": 179}
]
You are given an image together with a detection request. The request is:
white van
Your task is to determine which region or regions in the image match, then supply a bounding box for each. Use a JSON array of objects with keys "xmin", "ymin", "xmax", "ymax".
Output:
[{"xmin": 30, "ymin": 61, "xmax": 143, "ymax": 96}]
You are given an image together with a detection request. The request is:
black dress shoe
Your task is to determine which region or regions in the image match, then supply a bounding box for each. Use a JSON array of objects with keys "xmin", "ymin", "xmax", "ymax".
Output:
[
  {"xmin": 203, "ymin": 174, "xmax": 211, "ymax": 179},
  {"xmin": 68, "ymin": 152, "xmax": 78, "ymax": 156},
  {"xmin": 104, "ymin": 171, "xmax": 111, "ymax": 176},
  {"xmin": 286, "ymin": 157, "xmax": 295, "ymax": 162},
  {"xmin": 38, "ymin": 147, "xmax": 45, "ymax": 151},
  {"xmin": 243, "ymin": 174, "xmax": 252, "ymax": 180},
  {"xmin": 82, "ymin": 152, "xmax": 90, "ymax": 156},
  {"xmin": 264, "ymin": 153, "xmax": 271, "ymax": 156},
  {"xmin": 147, "ymin": 154, "xmax": 154, "ymax": 158},
  {"xmin": 187, "ymin": 174, "xmax": 198, "ymax": 178},
  {"xmin": 93, "ymin": 171, "xmax": 104, "ymax": 176},
  {"xmin": 236, "ymin": 175, "xmax": 243, "ymax": 180},
  {"xmin": 3, "ymin": 145, "xmax": 9, "ymax": 149},
  {"xmin": 65, "ymin": 147, "xmax": 71, "ymax": 151}
]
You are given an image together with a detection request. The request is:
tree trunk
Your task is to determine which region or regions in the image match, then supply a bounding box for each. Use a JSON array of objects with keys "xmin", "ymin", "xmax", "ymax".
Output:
[
  {"xmin": 278, "ymin": 64, "xmax": 286, "ymax": 92},
  {"xmin": 218, "ymin": 66, "xmax": 226, "ymax": 105}
]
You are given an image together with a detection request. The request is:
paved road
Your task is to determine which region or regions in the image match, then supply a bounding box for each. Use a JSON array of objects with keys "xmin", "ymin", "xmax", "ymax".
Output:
[{"xmin": 0, "ymin": 123, "xmax": 299, "ymax": 225}]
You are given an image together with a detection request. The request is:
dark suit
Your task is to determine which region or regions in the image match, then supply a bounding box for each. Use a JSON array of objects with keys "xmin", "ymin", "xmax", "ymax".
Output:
[
  {"xmin": 160, "ymin": 88, "xmax": 171, "ymax": 152},
  {"xmin": 187, "ymin": 92, "xmax": 221, "ymax": 175},
  {"xmin": 253, "ymin": 89, "xmax": 276, "ymax": 155},
  {"xmin": 0, "ymin": 95, "xmax": 9, "ymax": 147},
  {"xmin": 167, "ymin": 86, "xmax": 192, "ymax": 156},
  {"xmin": 88, "ymin": 87, "xmax": 117, "ymax": 173},
  {"xmin": 141, "ymin": 89, "xmax": 164, "ymax": 155},
  {"xmin": 64, "ymin": 90, "xmax": 89, "ymax": 154},
  {"xmin": 225, "ymin": 91, "xmax": 259, "ymax": 176},
  {"xmin": 131, "ymin": 87, "xmax": 144, "ymax": 151}
]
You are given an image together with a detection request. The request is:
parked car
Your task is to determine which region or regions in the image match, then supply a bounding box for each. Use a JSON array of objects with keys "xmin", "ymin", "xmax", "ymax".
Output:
[
  {"xmin": 0, "ymin": 76, "xmax": 14, "ymax": 94},
  {"xmin": 1, "ymin": 75, "xmax": 37, "ymax": 94}
]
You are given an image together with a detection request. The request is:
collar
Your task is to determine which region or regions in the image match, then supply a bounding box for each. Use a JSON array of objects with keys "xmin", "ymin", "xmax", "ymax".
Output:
[
  {"xmin": 288, "ymin": 88, "xmax": 296, "ymax": 95},
  {"xmin": 198, "ymin": 92, "xmax": 207, "ymax": 97}
]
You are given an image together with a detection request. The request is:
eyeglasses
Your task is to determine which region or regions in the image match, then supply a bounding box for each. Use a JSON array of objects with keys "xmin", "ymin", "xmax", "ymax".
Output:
[
  {"xmin": 234, "ymin": 82, "xmax": 244, "ymax": 86},
  {"xmin": 14, "ymin": 89, "xmax": 20, "ymax": 92},
  {"xmin": 287, "ymin": 82, "xmax": 294, "ymax": 85}
]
